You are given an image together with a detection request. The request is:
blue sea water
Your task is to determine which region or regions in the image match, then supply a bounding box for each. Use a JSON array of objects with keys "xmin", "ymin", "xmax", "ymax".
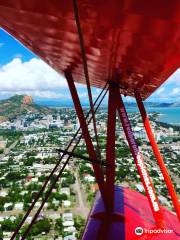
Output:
[
  {"xmin": 38, "ymin": 100, "xmax": 180, "ymax": 126},
  {"xmin": 126, "ymin": 107, "xmax": 180, "ymax": 125}
]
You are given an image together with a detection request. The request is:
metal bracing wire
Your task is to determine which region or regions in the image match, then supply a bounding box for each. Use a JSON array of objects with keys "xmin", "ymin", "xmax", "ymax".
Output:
[
  {"xmin": 21, "ymin": 86, "xmax": 108, "ymax": 240},
  {"xmin": 11, "ymin": 83, "xmax": 108, "ymax": 240},
  {"xmin": 72, "ymin": 0, "xmax": 101, "ymax": 160},
  {"xmin": 57, "ymin": 148, "xmax": 112, "ymax": 167}
]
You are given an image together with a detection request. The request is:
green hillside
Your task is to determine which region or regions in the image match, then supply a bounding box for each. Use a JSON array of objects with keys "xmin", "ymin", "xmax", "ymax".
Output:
[{"xmin": 0, "ymin": 95, "xmax": 54, "ymax": 121}]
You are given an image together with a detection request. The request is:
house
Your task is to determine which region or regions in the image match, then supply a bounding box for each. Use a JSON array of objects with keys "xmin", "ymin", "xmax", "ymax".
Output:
[
  {"xmin": 0, "ymin": 190, "xmax": 8, "ymax": 197},
  {"xmin": 64, "ymin": 226, "xmax": 76, "ymax": 233},
  {"xmin": 14, "ymin": 203, "xmax": 23, "ymax": 210},
  {"xmin": 9, "ymin": 216, "xmax": 16, "ymax": 221},
  {"xmin": 26, "ymin": 176, "xmax": 33, "ymax": 181},
  {"xmin": 64, "ymin": 235, "xmax": 77, "ymax": 240},
  {"xmin": 52, "ymin": 199, "xmax": 60, "ymax": 206},
  {"xmin": 31, "ymin": 177, "xmax": 38, "ymax": 182},
  {"xmin": 3, "ymin": 231, "xmax": 14, "ymax": 239},
  {"xmin": 4, "ymin": 203, "xmax": 13, "ymax": 211},
  {"xmin": 135, "ymin": 184, "xmax": 144, "ymax": 193},
  {"xmin": 84, "ymin": 175, "xmax": 95, "ymax": 183},
  {"xmin": 134, "ymin": 126, "xmax": 148, "ymax": 140},
  {"xmin": 62, "ymin": 212, "xmax": 74, "ymax": 227},
  {"xmin": 36, "ymin": 214, "xmax": 45, "ymax": 221},
  {"xmin": 62, "ymin": 213, "xmax": 73, "ymax": 222},
  {"xmin": 90, "ymin": 183, "xmax": 99, "ymax": 193},
  {"xmin": 35, "ymin": 202, "xmax": 41, "ymax": 208},
  {"xmin": 158, "ymin": 195, "xmax": 169, "ymax": 206},
  {"xmin": 26, "ymin": 216, "xmax": 33, "ymax": 223},
  {"xmin": 0, "ymin": 216, "xmax": 5, "ymax": 221},
  {"xmin": 20, "ymin": 190, "xmax": 28, "ymax": 196},
  {"xmin": 63, "ymin": 200, "xmax": 71, "ymax": 207},
  {"xmin": 63, "ymin": 221, "xmax": 74, "ymax": 227},
  {"xmin": 0, "ymin": 138, "xmax": 7, "ymax": 148},
  {"xmin": 61, "ymin": 187, "xmax": 70, "ymax": 196}
]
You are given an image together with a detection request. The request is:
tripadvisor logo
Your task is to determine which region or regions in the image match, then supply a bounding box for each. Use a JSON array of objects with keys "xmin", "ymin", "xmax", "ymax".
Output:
[
  {"xmin": 135, "ymin": 227, "xmax": 143, "ymax": 235},
  {"xmin": 135, "ymin": 227, "xmax": 173, "ymax": 235}
]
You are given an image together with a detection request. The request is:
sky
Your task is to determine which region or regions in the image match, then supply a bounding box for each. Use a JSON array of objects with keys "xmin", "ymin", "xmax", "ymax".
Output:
[{"xmin": 0, "ymin": 28, "xmax": 179, "ymax": 104}]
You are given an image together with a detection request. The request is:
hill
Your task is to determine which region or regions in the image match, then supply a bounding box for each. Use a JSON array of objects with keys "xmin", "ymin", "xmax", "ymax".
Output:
[{"xmin": 0, "ymin": 95, "xmax": 55, "ymax": 121}]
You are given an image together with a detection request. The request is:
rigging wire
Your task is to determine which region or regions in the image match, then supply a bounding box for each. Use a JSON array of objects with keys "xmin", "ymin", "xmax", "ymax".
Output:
[
  {"xmin": 11, "ymin": 83, "xmax": 108, "ymax": 240},
  {"xmin": 72, "ymin": 0, "xmax": 101, "ymax": 161},
  {"xmin": 57, "ymin": 148, "xmax": 112, "ymax": 167},
  {"xmin": 21, "ymin": 86, "xmax": 108, "ymax": 239}
]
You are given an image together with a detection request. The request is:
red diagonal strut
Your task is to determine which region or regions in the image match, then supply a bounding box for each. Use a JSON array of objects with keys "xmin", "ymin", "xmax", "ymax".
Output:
[
  {"xmin": 64, "ymin": 70, "xmax": 107, "ymax": 205},
  {"xmin": 116, "ymin": 91, "xmax": 165, "ymax": 228},
  {"xmin": 105, "ymin": 82, "xmax": 118, "ymax": 213},
  {"xmin": 135, "ymin": 91, "xmax": 180, "ymax": 222}
]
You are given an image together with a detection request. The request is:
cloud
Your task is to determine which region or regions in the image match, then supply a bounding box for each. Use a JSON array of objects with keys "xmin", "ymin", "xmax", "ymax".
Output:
[
  {"xmin": 0, "ymin": 57, "xmax": 179, "ymax": 102},
  {"xmin": 156, "ymin": 87, "xmax": 165, "ymax": 95},
  {"xmin": 0, "ymin": 57, "xmax": 98, "ymax": 102},
  {"xmin": 0, "ymin": 57, "xmax": 103, "ymax": 101},
  {"xmin": 32, "ymin": 90, "xmax": 67, "ymax": 99},
  {"xmin": 149, "ymin": 68, "xmax": 180, "ymax": 102},
  {"xmin": 169, "ymin": 87, "xmax": 180, "ymax": 101},
  {"xmin": 171, "ymin": 87, "xmax": 180, "ymax": 96},
  {"xmin": 0, "ymin": 42, "xmax": 4, "ymax": 47},
  {"xmin": 0, "ymin": 58, "xmax": 68, "ymax": 92},
  {"xmin": 0, "ymin": 90, "xmax": 67, "ymax": 99},
  {"xmin": 165, "ymin": 68, "xmax": 180, "ymax": 85},
  {"xmin": 0, "ymin": 57, "xmax": 73, "ymax": 99}
]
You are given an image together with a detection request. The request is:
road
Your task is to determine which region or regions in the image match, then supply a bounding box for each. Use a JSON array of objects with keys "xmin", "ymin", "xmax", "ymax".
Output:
[
  {"xmin": 0, "ymin": 139, "xmax": 20, "ymax": 161},
  {"xmin": 73, "ymin": 171, "xmax": 89, "ymax": 218}
]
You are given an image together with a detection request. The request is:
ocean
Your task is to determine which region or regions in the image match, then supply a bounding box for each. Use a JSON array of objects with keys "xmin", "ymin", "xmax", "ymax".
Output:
[
  {"xmin": 126, "ymin": 107, "xmax": 180, "ymax": 125},
  {"xmin": 37, "ymin": 100, "xmax": 180, "ymax": 126}
]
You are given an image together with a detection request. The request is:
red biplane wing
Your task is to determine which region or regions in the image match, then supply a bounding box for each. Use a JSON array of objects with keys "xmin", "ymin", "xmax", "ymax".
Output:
[{"xmin": 0, "ymin": 0, "xmax": 179, "ymax": 98}]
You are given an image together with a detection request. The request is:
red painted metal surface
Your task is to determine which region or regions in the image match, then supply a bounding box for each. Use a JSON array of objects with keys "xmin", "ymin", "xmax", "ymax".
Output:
[
  {"xmin": 117, "ymin": 93, "xmax": 165, "ymax": 228},
  {"xmin": 105, "ymin": 83, "xmax": 118, "ymax": 213},
  {"xmin": 64, "ymin": 71, "xmax": 107, "ymax": 206},
  {"xmin": 135, "ymin": 91, "xmax": 180, "ymax": 222},
  {"xmin": 0, "ymin": 0, "xmax": 180, "ymax": 99},
  {"xmin": 82, "ymin": 186, "xmax": 180, "ymax": 240}
]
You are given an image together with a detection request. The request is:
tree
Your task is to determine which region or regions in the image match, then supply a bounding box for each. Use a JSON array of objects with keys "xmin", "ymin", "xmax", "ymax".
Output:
[
  {"xmin": 0, "ymin": 196, "xmax": 6, "ymax": 212},
  {"xmin": 55, "ymin": 217, "xmax": 63, "ymax": 234},
  {"xmin": 136, "ymin": 138, "xmax": 142, "ymax": 146},
  {"xmin": 0, "ymin": 215, "xmax": 22, "ymax": 232},
  {"xmin": 6, "ymin": 171, "xmax": 23, "ymax": 181},
  {"xmin": 21, "ymin": 218, "xmax": 51, "ymax": 237},
  {"xmin": 74, "ymin": 215, "xmax": 85, "ymax": 239},
  {"xmin": 0, "ymin": 229, "xmax": 3, "ymax": 240},
  {"xmin": 87, "ymin": 192, "xmax": 95, "ymax": 204},
  {"xmin": 79, "ymin": 165, "xmax": 94, "ymax": 176}
]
